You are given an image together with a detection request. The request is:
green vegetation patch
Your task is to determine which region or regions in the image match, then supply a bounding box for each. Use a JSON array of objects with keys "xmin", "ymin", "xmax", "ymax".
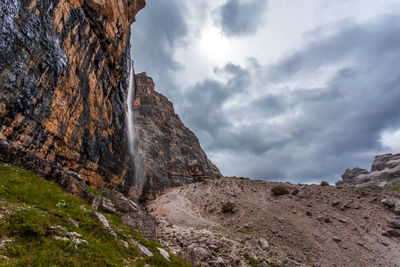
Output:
[{"xmin": 0, "ymin": 164, "xmax": 190, "ymax": 266}]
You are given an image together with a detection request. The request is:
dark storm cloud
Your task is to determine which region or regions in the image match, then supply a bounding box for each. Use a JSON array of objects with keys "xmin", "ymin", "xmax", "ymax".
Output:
[
  {"xmin": 131, "ymin": 0, "xmax": 188, "ymax": 99},
  {"xmin": 215, "ymin": 0, "xmax": 268, "ymax": 37},
  {"xmin": 179, "ymin": 15, "xmax": 400, "ymax": 182}
]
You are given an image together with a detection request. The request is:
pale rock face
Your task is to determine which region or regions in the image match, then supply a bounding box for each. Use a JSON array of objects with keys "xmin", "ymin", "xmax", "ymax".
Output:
[{"xmin": 337, "ymin": 153, "xmax": 400, "ymax": 187}]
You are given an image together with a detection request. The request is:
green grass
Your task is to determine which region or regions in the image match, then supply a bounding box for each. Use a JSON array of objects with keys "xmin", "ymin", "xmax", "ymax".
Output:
[{"xmin": 0, "ymin": 164, "xmax": 190, "ymax": 267}]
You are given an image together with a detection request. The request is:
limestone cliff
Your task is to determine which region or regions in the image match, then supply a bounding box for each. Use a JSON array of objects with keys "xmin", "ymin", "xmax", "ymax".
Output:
[
  {"xmin": 0, "ymin": 0, "xmax": 221, "ymax": 200},
  {"xmin": 337, "ymin": 153, "xmax": 400, "ymax": 187},
  {"xmin": 131, "ymin": 73, "xmax": 222, "ymax": 200}
]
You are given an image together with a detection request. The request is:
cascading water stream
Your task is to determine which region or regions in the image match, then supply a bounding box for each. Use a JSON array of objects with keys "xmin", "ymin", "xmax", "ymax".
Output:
[
  {"xmin": 125, "ymin": 59, "xmax": 143, "ymax": 186},
  {"xmin": 126, "ymin": 60, "xmax": 136, "ymax": 157}
]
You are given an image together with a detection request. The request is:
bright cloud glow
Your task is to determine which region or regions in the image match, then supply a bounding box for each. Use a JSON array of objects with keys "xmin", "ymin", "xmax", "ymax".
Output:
[{"xmin": 381, "ymin": 129, "xmax": 400, "ymax": 152}]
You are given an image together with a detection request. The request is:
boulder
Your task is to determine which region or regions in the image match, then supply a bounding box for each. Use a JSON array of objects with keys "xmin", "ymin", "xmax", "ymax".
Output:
[
  {"xmin": 271, "ymin": 185, "xmax": 290, "ymax": 195},
  {"xmin": 386, "ymin": 229, "xmax": 400, "ymax": 237},
  {"xmin": 90, "ymin": 212, "xmax": 116, "ymax": 239},
  {"xmin": 102, "ymin": 191, "xmax": 139, "ymax": 213},
  {"xmin": 381, "ymin": 199, "xmax": 395, "ymax": 208},
  {"xmin": 221, "ymin": 202, "xmax": 237, "ymax": 213}
]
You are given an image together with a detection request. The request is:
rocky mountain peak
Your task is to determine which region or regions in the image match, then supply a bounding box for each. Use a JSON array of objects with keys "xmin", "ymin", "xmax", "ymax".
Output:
[{"xmin": 337, "ymin": 153, "xmax": 400, "ymax": 187}]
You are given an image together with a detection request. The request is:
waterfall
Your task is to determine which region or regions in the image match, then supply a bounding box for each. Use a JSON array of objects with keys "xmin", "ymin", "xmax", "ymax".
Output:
[{"xmin": 126, "ymin": 60, "xmax": 136, "ymax": 157}]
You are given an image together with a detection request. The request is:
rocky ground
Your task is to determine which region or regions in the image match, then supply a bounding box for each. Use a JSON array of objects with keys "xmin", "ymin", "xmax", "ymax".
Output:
[{"xmin": 148, "ymin": 177, "xmax": 400, "ymax": 266}]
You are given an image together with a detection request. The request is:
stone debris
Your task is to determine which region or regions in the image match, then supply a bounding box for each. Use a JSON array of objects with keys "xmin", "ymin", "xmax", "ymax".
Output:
[
  {"xmin": 69, "ymin": 218, "xmax": 80, "ymax": 228},
  {"xmin": 157, "ymin": 247, "xmax": 170, "ymax": 262},
  {"xmin": 258, "ymin": 238, "xmax": 269, "ymax": 250},
  {"xmin": 90, "ymin": 212, "xmax": 117, "ymax": 239},
  {"xmin": 121, "ymin": 240, "xmax": 129, "ymax": 249},
  {"xmin": 0, "ymin": 237, "xmax": 11, "ymax": 250},
  {"xmin": 130, "ymin": 240, "xmax": 153, "ymax": 257}
]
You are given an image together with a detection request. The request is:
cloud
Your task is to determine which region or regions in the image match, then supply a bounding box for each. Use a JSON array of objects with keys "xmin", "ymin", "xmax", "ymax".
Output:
[
  {"xmin": 215, "ymin": 0, "xmax": 268, "ymax": 37},
  {"xmin": 131, "ymin": 0, "xmax": 188, "ymax": 97},
  {"xmin": 179, "ymin": 15, "xmax": 400, "ymax": 182}
]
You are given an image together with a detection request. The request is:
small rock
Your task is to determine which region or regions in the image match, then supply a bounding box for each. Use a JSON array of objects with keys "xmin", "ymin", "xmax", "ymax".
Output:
[
  {"xmin": 332, "ymin": 200, "xmax": 340, "ymax": 207},
  {"xmin": 291, "ymin": 188, "xmax": 299, "ymax": 195},
  {"xmin": 271, "ymin": 185, "xmax": 290, "ymax": 195},
  {"xmin": 395, "ymin": 202, "xmax": 400, "ymax": 215},
  {"xmin": 320, "ymin": 181, "xmax": 329, "ymax": 186},
  {"xmin": 69, "ymin": 218, "xmax": 80, "ymax": 228},
  {"xmin": 354, "ymin": 205, "xmax": 361, "ymax": 209},
  {"xmin": 90, "ymin": 211, "xmax": 117, "ymax": 239},
  {"xmin": 306, "ymin": 211, "xmax": 313, "ymax": 217},
  {"xmin": 72, "ymin": 238, "xmax": 88, "ymax": 245},
  {"xmin": 390, "ymin": 219, "xmax": 400, "ymax": 229},
  {"xmin": 54, "ymin": 236, "xmax": 69, "ymax": 242},
  {"xmin": 316, "ymin": 216, "xmax": 323, "ymax": 222},
  {"xmin": 332, "ymin": 236, "xmax": 341, "ymax": 242},
  {"xmin": 297, "ymin": 187, "xmax": 312, "ymax": 199},
  {"xmin": 339, "ymin": 218, "xmax": 348, "ymax": 223},
  {"xmin": 258, "ymin": 238, "xmax": 269, "ymax": 250},
  {"xmin": 130, "ymin": 240, "xmax": 153, "ymax": 257},
  {"xmin": 48, "ymin": 226, "xmax": 68, "ymax": 236},
  {"xmin": 0, "ymin": 237, "xmax": 11, "ymax": 250},
  {"xmin": 381, "ymin": 199, "xmax": 395, "ymax": 208},
  {"xmin": 157, "ymin": 248, "xmax": 170, "ymax": 262},
  {"xmin": 387, "ymin": 229, "xmax": 400, "ymax": 237},
  {"xmin": 324, "ymin": 217, "xmax": 331, "ymax": 223},
  {"xmin": 121, "ymin": 240, "xmax": 129, "ymax": 249}
]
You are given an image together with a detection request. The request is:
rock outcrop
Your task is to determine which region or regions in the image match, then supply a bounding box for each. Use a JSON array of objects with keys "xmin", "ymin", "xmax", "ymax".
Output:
[
  {"xmin": 0, "ymin": 0, "xmax": 220, "ymax": 200},
  {"xmin": 130, "ymin": 73, "xmax": 222, "ymax": 200},
  {"xmin": 337, "ymin": 153, "xmax": 400, "ymax": 187},
  {"xmin": 0, "ymin": 0, "xmax": 145, "ymax": 193}
]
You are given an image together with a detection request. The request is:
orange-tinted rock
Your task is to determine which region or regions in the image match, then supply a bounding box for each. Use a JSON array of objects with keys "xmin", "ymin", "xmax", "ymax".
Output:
[
  {"xmin": 0, "ymin": 0, "xmax": 145, "ymax": 195},
  {"xmin": 0, "ymin": 0, "xmax": 221, "ymax": 200}
]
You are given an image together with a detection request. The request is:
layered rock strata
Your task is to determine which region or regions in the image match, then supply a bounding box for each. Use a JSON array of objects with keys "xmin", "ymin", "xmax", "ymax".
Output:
[
  {"xmin": 0, "ymin": 0, "xmax": 145, "ymax": 192},
  {"xmin": 337, "ymin": 153, "xmax": 400, "ymax": 187}
]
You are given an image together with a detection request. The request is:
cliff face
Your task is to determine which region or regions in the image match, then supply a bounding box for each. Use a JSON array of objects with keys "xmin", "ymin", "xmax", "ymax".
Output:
[
  {"xmin": 131, "ymin": 73, "xmax": 222, "ymax": 200},
  {"xmin": 337, "ymin": 153, "xmax": 400, "ymax": 187},
  {"xmin": 0, "ymin": 0, "xmax": 145, "ymax": 191},
  {"xmin": 0, "ymin": 0, "xmax": 221, "ymax": 199}
]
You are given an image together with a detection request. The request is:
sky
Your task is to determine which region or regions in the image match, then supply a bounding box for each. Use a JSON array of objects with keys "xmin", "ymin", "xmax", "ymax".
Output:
[{"xmin": 131, "ymin": 0, "xmax": 400, "ymax": 184}]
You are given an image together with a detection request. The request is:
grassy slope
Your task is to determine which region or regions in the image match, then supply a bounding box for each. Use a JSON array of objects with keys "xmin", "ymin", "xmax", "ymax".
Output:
[{"xmin": 0, "ymin": 164, "xmax": 190, "ymax": 267}]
